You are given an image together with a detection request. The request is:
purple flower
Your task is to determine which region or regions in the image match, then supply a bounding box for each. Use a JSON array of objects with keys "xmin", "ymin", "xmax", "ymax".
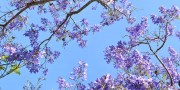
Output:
[
  {"xmin": 24, "ymin": 29, "xmax": 39, "ymax": 48},
  {"xmin": 125, "ymin": 75, "xmax": 153, "ymax": 90},
  {"xmin": 56, "ymin": 0, "xmax": 69, "ymax": 11},
  {"xmin": 3, "ymin": 44, "xmax": 17, "ymax": 55},
  {"xmin": 150, "ymin": 14, "xmax": 165, "ymax": 24},
  {"xmin": 176, "ymin": 31, "xmax": 180, "ymax": 40},
  {"xmin": 77, "ymin": 39, "xmax": 87, "ymax": 48},
  {"xmin": 88, "ymin": 74, "xmax": 114, "ymax": 90},
  {"xmin": 53, "ymin": 51, "xmax": 60, "ymax": 59},
  {"xmin": 41, "ymin": 18, "xmax": 50, "ymax": 26},
  {"xmin": 57, "ymin": 77, "xmax": 73, "ymax": 89},
  {"xmin": 91, "ymin": 24, "xmax": 101, "ymax": 33},
  {"xmin": 126, "ymin": 17, "xmax": 148, "ymax": 39},
  {"xmin": 76, "ymin": 83, "xmax": 86, "ymax": 90},
  {"xmin": 168, "ymin": 47, "xmax": 178, "ymax": 60},
  {"xmin": 120, "ymin": 0, "xmax": 128, "ymax": 6},
  {"xmin": 81, "ymin": 18, "xmax": 89, "ymax": 26},
  {"xmin": 159, "ymin": 6, "xmax": 167, "ymax": 14},
  {"xmin": 43, "ymin": 69, "xmax": 48, "ymax": 76},
  {"xmin": 127, "ymin": 17, "xmax": 136, "ymax": 24},
  {"xmin": 167, "ymin": 24, "xmax": 174, "ymax": 35},
  {"xmin": 70, "ymin": 61, "xmax": 88, "ymax": 81}
]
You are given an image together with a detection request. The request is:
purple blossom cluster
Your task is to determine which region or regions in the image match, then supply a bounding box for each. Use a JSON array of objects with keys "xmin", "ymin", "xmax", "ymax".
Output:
[
  {"xmin": 24, "ymin": 28, "xmax": 39, "ymax": 48},
  {"xmin": 89, "ymin": 73, "xmax": 154, "ymax": 90},
  {"xmin": 151, "ymin": 5, "xmax": 180, "ymax": 24},
  {"xmin": 101, "ymin": 5, "xmax": 180, "ymax": 89},
  {"xmin": 69, "ymin": 61, "xmax": 88, "ymax": 81},
  {"xmin": 88, "ymin": 74, "xmax": 115, "ymax": 90},
  {"xmin": 100, "ymin": 0, "xmax": 136, "ymax": 26},
  {"xmin": 104, "ymin": 40, "xmax": 153, "ymax": 77},
  {"xmin": 126, "ymin": 17, "xmax": 148, "ymax": 39},
  {"xmin": 57, "ymin": 77, "xmax": 74, "ymax": 89},
  {"xmin": 57, "ymin": 47, "xmax": 179, "ymax": 89},
  {"xmin": 1, "ymin": 0, "xmax": 136, "ymax": 65},
  {"xmin": 9, "ymin": 0, "xmax": 32, "ymax": 8},
  {"xmin": 57, "ymin": 61, "xmax": 177, "ymax": 90},
  {"xmin": 0, "ymin": 42, "xmax": 60, "ymax": 74},
  {"xmin": 97, "ymin": 5, "xmax": 180, "ymax": 90},
  {"xmin": 57, "ymin": 61, "xmax": 87, "ymax": 90},
  {"xmin": 4, "ymin": 0, "xmax": 136, "ymax": 77},
  {"xmin": 7, "ymin": 15, "xmax": 28, "ymax": 31},
  {"xmin": 176, "ymin": 31, "xmax": 180, "ymax": 40},
  {"xmin": 150, "ymin": 5, "xmax": 180, "ymax": 36}
]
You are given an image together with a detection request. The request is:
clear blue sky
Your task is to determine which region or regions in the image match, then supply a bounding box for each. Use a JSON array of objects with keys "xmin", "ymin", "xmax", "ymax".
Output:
[{"xmin": 0, "ymin": 0, "xmax": 180, "ymax": 90}]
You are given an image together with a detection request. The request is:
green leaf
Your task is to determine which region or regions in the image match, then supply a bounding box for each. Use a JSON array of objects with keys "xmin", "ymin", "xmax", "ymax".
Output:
[
  {"xmin": 163, "ymin": 73, "xmax": 167, "ymax": 80},
  {"xmin": 176, "ymin": 15, "xmax": 180, "ymax": 20},
  {"xmin": 10, "ymin": 65, "xmax": 21, "ymax": 75},
  {"xmin": 146, "ymin": 71, "xmax": 151, "ymax": 78},
  {"xmin": 134, "ymin": 66, "xmax": 138, "ymax": 70},
  {"xmin": 1, "ymin": 55, "xmax": 8, "ymax": 61},
  {"xmin": 56, "ymin": 38, "xmax": 60, "ymax": 42},
  {"xmin": 0, "ymin": 66, "xmax": 5, "ymax": 70},
  {"xmin": 108, "ymin": 9, "xmax": 112, "ymax": 15}
]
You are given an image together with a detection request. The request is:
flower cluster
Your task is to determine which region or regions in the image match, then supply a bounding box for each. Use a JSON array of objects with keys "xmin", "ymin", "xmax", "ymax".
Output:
[
  {"xmin": 24, "ymin": 28, "xmax": 39, "ymax": 48},
  {"xmin": 70, "ymin": 61, "xmax": 88, "ymax": 81},
  {"xmin": 126, "ymin": 17, "xmax": 148, "ymax": 39},
  {"xmin": 57, "ymin": 61, "xmax": 87, "ymax": 90},
  {"xmin": 9, "ymin": 0, "xmax": 31, "ymax": 8},
  {"xmin": 0, "ymin": 0, "xmax": 135, "ymax": 77},
  {"xmin": 151, "ymin": 5, "xmax": 180, "ymax": 24},
  {"xmin": 57, "ymin": 77, "xmax": 74, "ymax": 89},
  {"xmin": 104, "ymin": 40, "xmax": 153, "ymax": 76},
  {"xmin": 0, "ymin": 42, "xmax": 60, "ymax": 74},
  {"xmin": 102, "ymin": 5, "xmax": 180, "ymax": 89},
  {"xmin": 88, "ymin": 74, "xmax": 114, "ymax": 90},
  {"xmin": 12, "ymin": 2, "xmax": 179, "ymax": 90},
  {"xmin": 100, "ymin": 0, "xmax": 136, "ymax": 26},
  {"xmin": 150, "ymin": 5, "xmax": 180, "ymax": 37},
  {"xmin": 176, "ymin": 31, "xmax": 180, "ymax": 40},
  {"xmin": 0, "ymin": 0, "xmax": 180, "ymax": 89},
  {"xmin": 7, "ymin": 15, "xmax": 28, "ymax": 31}
]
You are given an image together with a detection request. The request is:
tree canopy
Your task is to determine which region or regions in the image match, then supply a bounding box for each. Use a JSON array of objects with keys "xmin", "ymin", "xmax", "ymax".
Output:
[{"xmin": 0, "ymin": 0, "xmax": 180, "ymax": 90}]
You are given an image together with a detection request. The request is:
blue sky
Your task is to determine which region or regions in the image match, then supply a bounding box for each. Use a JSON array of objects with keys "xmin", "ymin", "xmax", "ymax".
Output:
[{"xmin": 0, "ymin": 0, "xmax": 180, "ymax": 90}]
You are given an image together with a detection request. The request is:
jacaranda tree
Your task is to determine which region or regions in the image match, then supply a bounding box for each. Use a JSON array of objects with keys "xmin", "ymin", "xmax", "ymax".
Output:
[{"xmin": 0, "ymin": 0, "xmax": 180, "ymax": 90}]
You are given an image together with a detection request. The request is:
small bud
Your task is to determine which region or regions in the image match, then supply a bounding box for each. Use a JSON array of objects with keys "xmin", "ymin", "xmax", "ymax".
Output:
[
  {"xmin": 154, "ymin": 70, "xmax": 159, "ymax": 75},
  {"xmin": 12, "ymin": 36, "xmax": 15, "ymax": 39},
  {"xmin": 62, "ymin": 38, "xmax": 65, "ymax": 41},
  {"xmin": 49, "ymin": 3, "xmax": 53, "ymax": 6}
]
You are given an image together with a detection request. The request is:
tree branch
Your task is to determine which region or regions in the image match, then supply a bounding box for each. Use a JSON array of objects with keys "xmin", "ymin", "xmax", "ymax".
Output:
[
  {"xmin": 1, "ymin": 0, "xmax": 54, "ymax": 33},
  {"xmin": 38, "ymin": 0, "xmax": 96, "ymax": 48},
  {"xmin": 147, "ymin": 40, "xmax": 173, "ymax": 86}
]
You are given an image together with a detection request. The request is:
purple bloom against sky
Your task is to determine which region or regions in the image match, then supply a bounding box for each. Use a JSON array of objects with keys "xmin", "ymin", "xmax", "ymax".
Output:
[
  {"xmin": 57, "ymin": 77, "xmax": 73, "ymax": 89},
  {"xmin": 91, "ymin": 24, "xmax": 102, "ymax": 33},
  {"xmin": 176, "ymin": 31, "xmax": 180, "ymax": 40},
  {"xmin": 88, "ymin": 74, "xmax": 114, "ymax": 90},
  {"xmin": 126, "ymin": 17, "xmax": 148, "ymax": 39},
  {"xmin": 70, "ymin": 61, "xmax": 88, "ymax": 81}
]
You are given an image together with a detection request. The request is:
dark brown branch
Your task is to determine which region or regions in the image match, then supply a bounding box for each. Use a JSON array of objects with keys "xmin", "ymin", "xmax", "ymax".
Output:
[
  {"xmin": 155, "ymin": 22, "xmax": 169, "ymax": 53},
  {"xmin": 38, "ymin": 0, "xmax": 96, "ymax": 48},
  {"xmin": 38, "ymin": 0, "xmax": 127, "ymax": 48},
  {"xmin": 147, "ymin": 40, "xmax": 173, "ymax": 86},
  {"xmin": 0, "ymin": 8, "xmax": 19, "ymax": 20},
  {"xmin": 1, "ymin": 0, "xmax": 54, "ymax": 33},
  {"xmin": 155, "ymin": 17, "xmax": 174, "ymax": 53}
]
